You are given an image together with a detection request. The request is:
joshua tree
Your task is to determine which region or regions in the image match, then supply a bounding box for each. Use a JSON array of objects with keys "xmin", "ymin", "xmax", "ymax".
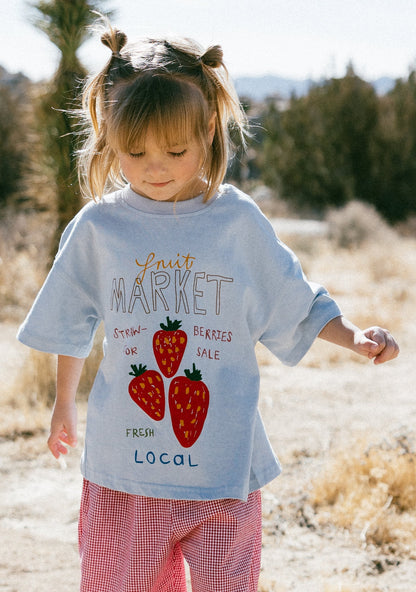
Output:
[{"xmin": 32, "ymin": 0, "xmax": 112, "ymax": 255}]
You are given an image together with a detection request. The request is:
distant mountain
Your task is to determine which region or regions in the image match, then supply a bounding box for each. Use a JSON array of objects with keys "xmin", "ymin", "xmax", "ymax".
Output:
[
  {"xmin": 0, "ymin": 65, "xmax": 29, "ymax": 87},
  {"xmin": 0, "ymin": 65, "xmax": 31, "ymax": 99},
  {"xmin": 0, "ymin": 62, "xmax": 397, "ymax": 103},
  {"xmin": 234, "ymin": 74, "xmax": 396, "ymax": 101},
  {"xmin": 372, "ymin": 76, "xmax": 397, "ymax": 95}
]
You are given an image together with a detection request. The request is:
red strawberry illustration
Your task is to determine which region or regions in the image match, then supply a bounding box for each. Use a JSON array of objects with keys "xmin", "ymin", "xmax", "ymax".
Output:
[
  {"xmin": 153, "ymin": 317, "xmax": 187, "ymax": 378},
  {"xmin": 169, "ymin": 363, "xmax": 209, "ymax": 448},
  {"xmin": 128, "ymin": 364, "xmax": 165, "ymax": 421}
]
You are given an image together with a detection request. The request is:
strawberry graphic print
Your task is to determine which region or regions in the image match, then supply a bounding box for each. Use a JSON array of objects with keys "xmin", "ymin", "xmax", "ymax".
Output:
[
  {"xmin": 169, "ymin": 364, "xmax": 210, "ymax": 448},
  {"xmin": 153, "ymin": 317, "xmax": 187, "ymax": 378},
  {"xmin": 128, "ymin": 320, "xmax": 210, "ymax": 448},
  {"xmin": 128, "ymin": 364, "xmax": 165, "ymax": 421}
]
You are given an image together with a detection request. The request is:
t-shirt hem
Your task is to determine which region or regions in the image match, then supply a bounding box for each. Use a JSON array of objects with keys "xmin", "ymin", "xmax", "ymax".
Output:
[
  {"xmin": 81, "ymin": 465, "xmax": 281, "ymax": 502},
  {"xmin": 249, "ymin": 464, "xmax": 282, "ymax": 491},
  {"xmin": 16, "ymin": 329, "xmax": 91, "ymax": 358}
]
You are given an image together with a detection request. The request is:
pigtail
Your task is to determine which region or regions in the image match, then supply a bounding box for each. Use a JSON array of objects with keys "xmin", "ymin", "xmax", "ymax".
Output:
[
  {"xmin": 194, "ymin": 44, "xmax": 247, "ymax": 200},
  {"xmin": 84, "ymin": 25, "xmax": 128, "ymax": 135},
  {"xmin": 200, "ymin": 45, "xmax": 224, "ymax": 69},
  {"xmin": 101, "ymin": 28, "xmax": 128, "ymax": 57},
  {"xmin": 78, "ymin": 22, "xmax": 133, "ymax": 200}
]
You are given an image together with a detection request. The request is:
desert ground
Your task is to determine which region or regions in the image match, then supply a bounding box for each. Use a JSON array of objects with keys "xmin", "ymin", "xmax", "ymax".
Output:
[{"xmin": 1, "ymin": 206, "xmax": 415, "ymax": 592}]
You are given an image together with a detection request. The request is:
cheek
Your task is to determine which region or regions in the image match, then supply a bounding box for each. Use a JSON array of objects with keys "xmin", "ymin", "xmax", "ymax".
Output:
[
  {"xmin": 183, "ymin": 156, "xmax": 203, "ymax": 178},
  {"xmin": 120, "ymin": 160, "xmax": 140, "ymax": 180}
]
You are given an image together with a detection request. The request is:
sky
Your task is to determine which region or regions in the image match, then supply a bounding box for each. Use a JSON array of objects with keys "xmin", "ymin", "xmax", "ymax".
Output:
[{"xmin": 1, "ymin": 0, "xmax": 416, "ymax": 82}]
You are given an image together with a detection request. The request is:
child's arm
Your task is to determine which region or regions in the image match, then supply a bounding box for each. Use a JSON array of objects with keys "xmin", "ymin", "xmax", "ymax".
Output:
[
  {"xmin": 318, "ymin": 315, "xmax": 399, "ymax": 365},
  {"xmin": 48, "ymin": 355, "xmax": 85, "ymax": 459}
]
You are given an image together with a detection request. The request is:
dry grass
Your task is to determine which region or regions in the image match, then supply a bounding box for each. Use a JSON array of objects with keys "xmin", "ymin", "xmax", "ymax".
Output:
[
  {"xmin": 310, "ymin": 432, "xmax": 416, "ymax": 556},
  {"xmin": 322, "ymin": 586, "xmax": 382, "ymax": 592},
  {"xmin": 0, "ymin": 209, "xmax": 54, "ymax": 322},
  {"xmin": 322, "ymin": 587, "xmax": 383, "ymax": 592},
  {"xmin": 257, "ymin": 578, "xmax": 383, "ymax": 592},
  {"xmin": 288, "ymin": 236, "xmax": 415, "ymax": 340},
  {"xmin": 258, "ymin": 580, "xmax": 287, "ymax": 592},
  {"xmin": 1, "ymin": 327, "xmax": 103, "ymax": 440}
]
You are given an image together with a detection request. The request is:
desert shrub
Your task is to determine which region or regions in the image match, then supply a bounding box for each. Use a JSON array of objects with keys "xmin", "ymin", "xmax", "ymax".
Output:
[
  {"xmin": 395, "ymin": 215, "xmax": 416, "ymax": 237},
  {"xmin": 326, "ymin": 200, "xmax": 395, "ymax": 249},
  {"xmin": 310, "ymin": 432, "xmax": 416, "ymax": 554}
]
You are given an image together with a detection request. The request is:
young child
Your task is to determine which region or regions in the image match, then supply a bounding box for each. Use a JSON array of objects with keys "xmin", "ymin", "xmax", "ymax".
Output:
[{"xmin": 17, "ymin": 22, "xmax": 399, "ymax": 592}]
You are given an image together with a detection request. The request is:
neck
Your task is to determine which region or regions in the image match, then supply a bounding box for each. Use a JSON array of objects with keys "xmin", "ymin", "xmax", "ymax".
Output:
[{"xmin": 172, "ymin": 178, "xmax": 208, "ymax": 202}]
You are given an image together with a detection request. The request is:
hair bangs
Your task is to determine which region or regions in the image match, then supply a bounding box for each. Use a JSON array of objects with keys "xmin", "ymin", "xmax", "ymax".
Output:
[{"xmin": 107, "ymin": 74, "xmax": 210, "ymax": 154}]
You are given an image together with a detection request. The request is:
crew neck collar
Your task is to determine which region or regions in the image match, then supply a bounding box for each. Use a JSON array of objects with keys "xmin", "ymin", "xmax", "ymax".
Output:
[{"xmin": 122, "ymin": 185, "xmax": 219, "ymax": 215}]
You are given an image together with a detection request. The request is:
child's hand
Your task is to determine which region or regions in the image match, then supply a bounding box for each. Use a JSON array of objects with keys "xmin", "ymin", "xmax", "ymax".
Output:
[
  {"xmin": 355, "ymin": 326, "xmax": 400, "ymax": 365},
  {"xmin": 47, "ymin": 401, "xmax": 78, "ymax": 459},
  {"xmin": 319, "ymin": 316, "xmax": 400, "ymax": 365}
]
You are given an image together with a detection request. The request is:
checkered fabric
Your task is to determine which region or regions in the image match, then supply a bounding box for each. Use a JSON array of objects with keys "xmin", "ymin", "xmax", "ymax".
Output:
[{"xmin": 78, "ymin": 479, "xmax": 262, "ymax": 592}]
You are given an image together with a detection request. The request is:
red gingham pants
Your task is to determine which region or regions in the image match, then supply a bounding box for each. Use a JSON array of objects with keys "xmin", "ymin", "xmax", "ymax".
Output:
[{"xmin": 78, "ymin": 479, "xmax": 262, "ymax": 592}]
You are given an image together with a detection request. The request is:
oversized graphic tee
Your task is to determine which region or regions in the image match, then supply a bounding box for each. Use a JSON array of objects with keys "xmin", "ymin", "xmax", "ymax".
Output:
[{"xmin": 17, "ymin": 184, "xmax": 341, "ymax": 501}]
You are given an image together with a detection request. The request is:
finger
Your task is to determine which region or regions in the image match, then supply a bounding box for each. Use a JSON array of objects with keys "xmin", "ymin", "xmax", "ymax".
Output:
[
  {"xmin": 59, "ymin": 430, "xmax": 77, "ymax": 448},
  {"xmin": 361, "ymin": 327, "xmax": 390, "ymax": 360},
  {"xmin": 354, "ymin": 333, "xmax": 382, "ymax": 359},
  {"xmin": 48, "ymin": 437, "xmax": 68, "ymax": 459},
  {"xmin": 373, "ymin": 333, "xmax": 400, "ymax": 364},
  {"xmin": 364, "ymin": 327, "xmax": 386, "ymax": 348},
  {"xmin": 48, "ymin": 429, "xmax": 74, "ymax": 458},
  {"xmin": 56, "ymin": 442, "xmax": 70, "ymax": 456}
]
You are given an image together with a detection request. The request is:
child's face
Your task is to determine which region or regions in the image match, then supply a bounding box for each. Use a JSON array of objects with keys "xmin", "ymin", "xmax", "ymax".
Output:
[{"xmin": 118, "ymin": 129, "xmax": 209, "ymax": 202}]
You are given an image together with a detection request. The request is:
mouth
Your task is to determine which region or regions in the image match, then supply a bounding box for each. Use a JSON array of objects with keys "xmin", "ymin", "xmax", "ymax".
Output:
[{"xmin": 148, "ymin": 181, "xmax": 172, "ymax": 188}]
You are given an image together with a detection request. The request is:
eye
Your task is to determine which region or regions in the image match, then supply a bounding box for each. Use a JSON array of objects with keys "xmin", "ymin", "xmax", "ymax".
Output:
[
  {"xmin": 169, "ymin": 150, "xmax": 187, "ymax": 158},
  {"xmin": 129, "ymin": 152, "xmax": 144, "ymax": 159}
]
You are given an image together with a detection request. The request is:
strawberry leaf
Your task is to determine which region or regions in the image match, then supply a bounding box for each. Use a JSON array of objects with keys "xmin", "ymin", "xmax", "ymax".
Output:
[
  {"xmin": 129, "ymin": 363, "xmax": 147, "ymax": 377},
  {"xmin": 160, "ymin": 317, "xmax": 182, "ymax": 331},
  {"xmin": 184, "ymin": 363, "xmax": 202, "ymax": 382}
]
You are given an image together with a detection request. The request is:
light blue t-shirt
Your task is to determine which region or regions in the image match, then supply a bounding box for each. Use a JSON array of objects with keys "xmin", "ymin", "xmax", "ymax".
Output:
[{"xmin": 17, "ymin": 184, "xmax": 341, "ymax": 501}]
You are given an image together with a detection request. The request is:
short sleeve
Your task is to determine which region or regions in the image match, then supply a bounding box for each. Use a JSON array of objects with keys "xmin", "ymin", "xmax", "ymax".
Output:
[
  {"xmin": 245, "ymin": 219, "xmax": 341, "ymax": 366},
  {"xmin": 17, "ymin": 206, "xmax": 102, "ymax": 358},
  {"xmin": 17, "ymin": 266, "xmax": 101, "ymax": 357},
  {"xmin": 259, "ymin": 277, "xmax": 341, "ymax": 366}
]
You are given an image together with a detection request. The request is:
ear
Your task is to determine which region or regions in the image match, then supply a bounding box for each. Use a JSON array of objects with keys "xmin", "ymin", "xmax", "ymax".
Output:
[{"xmin": 208, "ymin": 113, "xmax": 216, "ymax": 145}]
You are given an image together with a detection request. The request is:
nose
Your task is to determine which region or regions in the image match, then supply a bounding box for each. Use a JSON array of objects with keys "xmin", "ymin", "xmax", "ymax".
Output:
[{"xmin": 144, "ymin": 155, "xmax": 167, "ymax": 178}]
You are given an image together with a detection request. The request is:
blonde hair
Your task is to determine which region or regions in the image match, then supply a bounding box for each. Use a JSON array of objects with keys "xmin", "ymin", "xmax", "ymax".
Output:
[{"xmin": 79, "ymin": 21, "xmax": 247, "ymax": 201}]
